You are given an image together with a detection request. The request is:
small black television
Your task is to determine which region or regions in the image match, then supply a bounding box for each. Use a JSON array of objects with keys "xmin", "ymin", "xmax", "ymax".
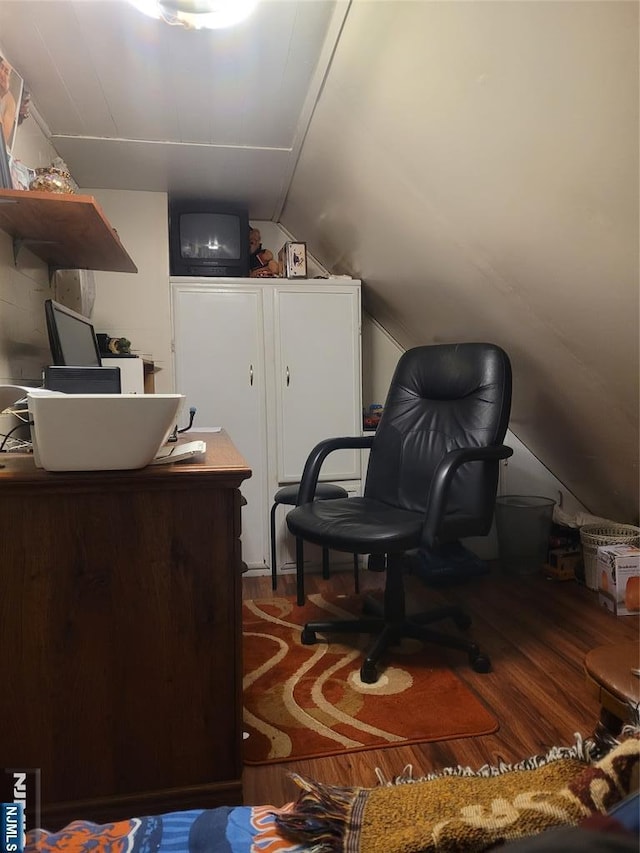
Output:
[
  {"xmin": 44, "ymin": 299, "xmax": 102, "ymax": 367},
  {"xmin": 168, "ymin": 199, "xmax": 250, "ymax": 277}
]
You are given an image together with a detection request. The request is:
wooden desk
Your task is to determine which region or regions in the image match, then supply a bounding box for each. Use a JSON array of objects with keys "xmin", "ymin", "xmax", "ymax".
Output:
[
  {"xmin": 0, "ymin": 431, "xmax": 251, "ymax": 830},
  {"xmin": 584, "ymin": 641, "xmax": 640, "ymax": 747}
]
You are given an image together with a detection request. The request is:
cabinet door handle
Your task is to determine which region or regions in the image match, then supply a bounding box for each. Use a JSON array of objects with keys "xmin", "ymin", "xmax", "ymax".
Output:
[
  {"xmin": 286, "ymin": 366, "xmax": 290, "ymax": 387},
  {"xmin": 249, "ymin": 364, "xmax": 254, "ymax": 386}
]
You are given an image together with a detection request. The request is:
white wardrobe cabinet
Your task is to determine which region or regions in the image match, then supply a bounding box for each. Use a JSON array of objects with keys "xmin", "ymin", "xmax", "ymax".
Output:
[
  {"xmin": 171, "ymin": 278, "xmax": 362, "ymax": 573},
  {"xmin": 171, "ymin": 284, "xmax": 269, "ymax": 568}
]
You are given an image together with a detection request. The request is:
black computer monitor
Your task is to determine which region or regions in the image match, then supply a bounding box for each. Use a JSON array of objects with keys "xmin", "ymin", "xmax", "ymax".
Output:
[{"xmin": 44, "ymin": 299, "xmax": 102, "ymax": 367}]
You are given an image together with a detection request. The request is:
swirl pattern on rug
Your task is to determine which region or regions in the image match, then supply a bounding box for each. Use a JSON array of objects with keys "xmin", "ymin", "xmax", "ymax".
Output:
[{"xmin": 242, "ymin": 594, "xmax": 498, "ymax": 764}]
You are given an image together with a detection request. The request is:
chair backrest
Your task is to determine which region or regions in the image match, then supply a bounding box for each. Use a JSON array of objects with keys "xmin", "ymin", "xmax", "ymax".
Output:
[{"xmin": 364, "ymin": 343, "xmax": 512, "ymax": 541}]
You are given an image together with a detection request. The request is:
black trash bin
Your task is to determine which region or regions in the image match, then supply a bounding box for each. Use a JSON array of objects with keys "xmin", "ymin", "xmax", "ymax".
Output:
[{"xmin": 495, "ymin": 495, "xmax": 555, "ymax": 575}]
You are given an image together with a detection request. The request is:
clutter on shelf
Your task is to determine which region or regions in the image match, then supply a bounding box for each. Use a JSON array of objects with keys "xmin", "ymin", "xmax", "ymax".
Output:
[
  {"xmin": 97, "ymin": 333, "xmax": 132, "ymax": 355},
  {"xmin": 544, "ymin": 522, "xmax": 583, "ymax": 581},
  {"xmin": 8, "ymin": 157, "xmax": 33, "ymax": 190},
  {"xmin": 363, "ymin": 402, "xmax": 383, "ymax": 430},
  {"xmin": 0, "ymin": 384, "xmax": 32, "ymax": 453},
  {"xmin": 28, "ymin": 157, "xmax": 78, "ymax": 194},
  {"xmin": 278, "ymin": 241, "xmax": 307, "ymax": 278},
  {"xmin": 545, "ymin": 510, "xmax": 640, "ymax": 590},
  {"xmin": 580, "ymin": 522, "xmax": 640, "ymax": 592},
  {"xmin": 249, "ymin": 227, "xmax": 279, "ymax": 278},
  {"xmin": 247, "ymin": 229, "xmax": 312, "ymax": 279}
]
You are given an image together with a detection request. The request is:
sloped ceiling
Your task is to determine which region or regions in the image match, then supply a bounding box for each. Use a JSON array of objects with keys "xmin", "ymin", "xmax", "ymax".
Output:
[
  {"xmin": 0, "ymin": 1, "xmax": 637, "ymax": 522},
  {"xmin": 280, "ymin": 0, "xmax": 639, "ymax": 523},
  {"xmin": 0, "ymin": 0, "xmax": 346, "ymax": 219}
]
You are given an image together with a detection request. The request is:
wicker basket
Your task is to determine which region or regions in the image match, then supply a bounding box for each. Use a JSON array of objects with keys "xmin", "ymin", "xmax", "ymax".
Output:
[{"xmin": 579, "ymin": 523, "xmax": 640, "ymax": 590}]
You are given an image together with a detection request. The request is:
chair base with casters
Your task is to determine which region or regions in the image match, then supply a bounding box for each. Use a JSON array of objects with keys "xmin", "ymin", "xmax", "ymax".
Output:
[
  {"xmin": 269, "ymin": 483, "xmax": 360, "ymax": 606},
  {"xmin": 300, "ymin": 549, "xmax": 490, "ymax": 684}
]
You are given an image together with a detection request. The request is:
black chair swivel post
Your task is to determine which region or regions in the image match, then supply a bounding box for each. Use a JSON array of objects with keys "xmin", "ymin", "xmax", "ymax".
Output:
[
  {"xmin": 286, "ymin": 342, "xmax": 513, "ymax": 683},
  {"xmin": 270, "ymin": 484, "xmax": 360, "ymax": 606}
]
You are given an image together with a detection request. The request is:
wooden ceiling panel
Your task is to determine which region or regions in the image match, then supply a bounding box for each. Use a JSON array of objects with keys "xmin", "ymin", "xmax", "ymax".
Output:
[
  {"xmin": 0, "ymin": 1, "xmax": 338, "ymax": 147},
  {"xmin": 51, "ymin": 136, "xmax": 290, "ymax": 219},
  {"xmin": 0, "ymin": 0, "xmax": 345, "ymax": 224}
]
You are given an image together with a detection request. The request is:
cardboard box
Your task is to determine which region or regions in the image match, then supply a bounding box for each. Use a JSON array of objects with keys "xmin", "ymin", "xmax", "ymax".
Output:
[
  {"xmin": 544, "ymin": 548, "xmax": 581, "ymax": 581},
  {"xmin": 597, "ymin": 544, "xmax": 640, "ymax": 616},
  {"xmin": 278, "ymin": 241, "xmax": 307, "ymax": 278}
]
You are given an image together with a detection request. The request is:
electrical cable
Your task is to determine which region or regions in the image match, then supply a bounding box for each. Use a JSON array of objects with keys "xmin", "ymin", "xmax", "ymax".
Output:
[
  {"xmin": 167, "ymin": 406, "xmax": 197, "ymax": 443},
  {"xmin": 0, "ymin": 421, "xmax": 33, "ymax": 453},
  {"xmin": 177, "ymin": 406, "xmax": 197, "ymax": 433}
]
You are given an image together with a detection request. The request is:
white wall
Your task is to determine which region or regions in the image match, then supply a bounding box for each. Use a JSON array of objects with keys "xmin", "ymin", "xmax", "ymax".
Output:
[
  {"xmin": 0, "ymin": 98, "xmax": 58, "ymax": 387},
  {"xmin": 0, "ymin": 229, "xmax": 50, "ymax": 386},
  {"xmin": 281, "ymin": 0, "xmax": 639, "ymax": 523},
  {"xmin": 87, "ymin": 189, "xmax": 174, "ymax": 392},
  {"xmin": 11, "ymin": 108, "xmax": 58, "ymax": 172},
  {"xmin": 362, "ymin": 315, "xmax": 588, "ymax": 548},
  {"xmin": 0, "ymin": 11, "xmax": 626, "ymax": 527},
  {"xmin": 362, "ymin": 312, "xmax": 403, "ymax": 411},
  {"xmin": 0, "ymin": 135, "xmax": 589, "ymax": 527}
]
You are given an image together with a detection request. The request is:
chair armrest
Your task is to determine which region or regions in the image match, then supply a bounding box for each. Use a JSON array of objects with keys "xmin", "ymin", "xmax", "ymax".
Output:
[
  {"xmin": 421, "ymin": 444, "xmax": 513, "ymax": 548},
  {"xmin": 297, "ymin": 435, "xmax": 375, "ymax": 505}
]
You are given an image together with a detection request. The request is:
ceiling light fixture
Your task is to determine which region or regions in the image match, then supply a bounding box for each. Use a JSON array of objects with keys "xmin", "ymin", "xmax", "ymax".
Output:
[{"xmin": 128, "ymin": 0, "xmax": 258, "ymax": 30}]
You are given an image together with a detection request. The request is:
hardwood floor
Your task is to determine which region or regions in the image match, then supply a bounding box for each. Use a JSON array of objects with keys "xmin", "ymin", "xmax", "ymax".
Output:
[{"xmin": 241, "ymin": 565, "xmax": 639, "ymax": 806}]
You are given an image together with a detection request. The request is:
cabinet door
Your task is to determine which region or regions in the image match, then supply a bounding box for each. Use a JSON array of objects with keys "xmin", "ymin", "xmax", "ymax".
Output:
[
  {"xmin": 274, "ymin": 287, "xmax": 361, "ymax": 482},
  {"xmin": 172, "ymin": 286, "xmax": 268, "ymax": 567}
]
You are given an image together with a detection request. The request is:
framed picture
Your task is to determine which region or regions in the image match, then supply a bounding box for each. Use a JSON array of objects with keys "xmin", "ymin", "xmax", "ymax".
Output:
[
  {"xmin": 278, "ymin": 241, "xmax": 307, "ymax": 279},
  {"xmin": 0, "ymin": 54, "xmax": 24, "ymax": 156}
]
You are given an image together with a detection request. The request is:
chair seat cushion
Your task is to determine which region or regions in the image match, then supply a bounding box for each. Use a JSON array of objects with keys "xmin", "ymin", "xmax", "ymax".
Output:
[
  {"xmin": 286, "ymin": 497, "xmax": 424, "ymax": 553},
  {"xmin": 274, "ymin": 483, "xmax": 349, "ymax": 506}
]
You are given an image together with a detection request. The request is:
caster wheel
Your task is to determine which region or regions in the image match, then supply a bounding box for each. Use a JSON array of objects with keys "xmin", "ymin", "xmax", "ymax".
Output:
[
  {"xmin": 469, "ymin": 645, "xmax": 491, "ymax": 673},
  {"xmin": 360, "ymin": 661, "xmax": 379, "ymax": 684},
  {"xmin": 454, "ymin": 613, "xmax": 473, "ymax": 631},
  {"xmin": 362, "ymin": 596, "xmax": 382, "ymax": 617},
  {"xmin": 301, "ymin": 627, "xmax": 317, "ymax": 645}
]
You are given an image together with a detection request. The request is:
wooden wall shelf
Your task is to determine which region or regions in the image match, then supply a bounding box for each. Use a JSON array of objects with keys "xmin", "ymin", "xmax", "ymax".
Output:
[{"xmin": 0, "ymin": 189, "xmax": 138, "ymax": 273}]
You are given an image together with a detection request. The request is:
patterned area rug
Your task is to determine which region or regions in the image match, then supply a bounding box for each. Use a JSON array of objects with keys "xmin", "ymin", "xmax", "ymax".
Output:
[
  {"xmin": 275, "ymin": 733, "xmax": 640, "ymax": 852},
  {"xmin": 242, "ymin": 593, "xmax": 498, "ymax": 765}
]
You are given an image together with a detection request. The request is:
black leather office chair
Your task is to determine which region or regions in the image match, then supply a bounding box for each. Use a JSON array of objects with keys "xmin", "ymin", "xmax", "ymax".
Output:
[{"xmin": 286, "ymin": 342, "xmax": 513, "ymax": 683}]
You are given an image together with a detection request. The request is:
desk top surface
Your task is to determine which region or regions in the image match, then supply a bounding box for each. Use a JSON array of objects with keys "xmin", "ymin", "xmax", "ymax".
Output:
[
  {"xmin": 0, "ymin": 430, "xmax": 251, "ymax": 491},
  {"xmin": 584, "ymin": 641, "xmax": 640, "ymax": 705}
]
